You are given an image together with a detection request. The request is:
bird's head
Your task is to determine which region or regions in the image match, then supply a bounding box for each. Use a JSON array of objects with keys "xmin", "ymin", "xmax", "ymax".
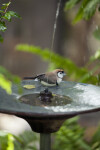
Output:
[{"xmin": 54, "ymin": 69, "xmax": 66, "ymax": 79}]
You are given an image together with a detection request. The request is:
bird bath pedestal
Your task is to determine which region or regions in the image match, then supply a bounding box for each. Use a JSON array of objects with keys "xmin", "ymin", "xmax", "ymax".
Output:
[{"xmin": 0, "ymin": 80, "xmax": 100, "ymax": 150}]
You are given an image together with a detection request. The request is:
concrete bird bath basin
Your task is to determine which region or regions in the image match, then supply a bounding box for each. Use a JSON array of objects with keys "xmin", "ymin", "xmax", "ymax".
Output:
[{"xmin": 0, "ymin": 80, "xmax": 100, "ymax": 150}]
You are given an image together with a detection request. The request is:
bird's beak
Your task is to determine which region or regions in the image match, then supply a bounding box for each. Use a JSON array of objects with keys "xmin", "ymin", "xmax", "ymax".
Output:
[{"xmin": 63, "ymin": 73, "xmax": 66, "ymax": 76}]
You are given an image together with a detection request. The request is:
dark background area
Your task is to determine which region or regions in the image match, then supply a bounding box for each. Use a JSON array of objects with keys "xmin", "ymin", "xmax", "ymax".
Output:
[{"xmin": 0, "ymin": 0, "xmax": 93, "ymax": 76}]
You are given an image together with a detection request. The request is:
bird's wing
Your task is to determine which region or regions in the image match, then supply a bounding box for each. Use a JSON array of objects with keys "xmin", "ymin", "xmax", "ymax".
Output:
[
  {"xmin": 36, "ymin": 74, "xmax": 45, "ymax": 80},
  {"xmin": 43, "ymin": 73, "xmax": 57, "ymax": 84},
  {"xmin": 23, "ymin": 73, "xmax": 45, "ymax": 80}
]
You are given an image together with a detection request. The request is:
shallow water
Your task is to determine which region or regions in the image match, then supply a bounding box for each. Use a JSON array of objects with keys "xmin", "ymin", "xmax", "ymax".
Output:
[
  {"xmin": 0, "ymin": 80, "xmax": 100, "ymax": 115},
  {"xmin": 17, "ymin": 80, "xmax": 100, "ymax": 113}
]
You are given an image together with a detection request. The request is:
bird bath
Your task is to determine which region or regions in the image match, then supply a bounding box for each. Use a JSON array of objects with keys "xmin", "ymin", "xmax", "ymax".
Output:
[{"xmin": 0, "ymin": 80, "xmax": 100, "ymax": 150}]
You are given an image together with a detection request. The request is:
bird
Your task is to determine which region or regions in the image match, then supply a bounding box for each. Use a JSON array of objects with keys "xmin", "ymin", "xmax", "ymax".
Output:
[{"xmin": 24, "ymin": 69, "xmax": 66, "ymax": 86}]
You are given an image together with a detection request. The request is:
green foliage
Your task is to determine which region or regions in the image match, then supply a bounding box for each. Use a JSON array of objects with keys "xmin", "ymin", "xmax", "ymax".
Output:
[
  {"xmin": 0, "ymin": 21, "xmax": 7, "ymax": 32},
  {"xmin": 0, "ymin": 66, "xmax": 21, "ymax": 94},
  {"xmin": 2, "ymin": 11, "xmax": 21, "ymax": 22},
  {"xmin": 0, "ymin": 1, "xmax": 21, "ymax": 94},
  {"xmin": 0, "ymin": 0, "xmax": 21, "ymax": 42},
  {"xmin": 64, "ymin": 0, "xmax": 81, "ymax": 10},
  {"xmin": 1, "ymin": 2, "xmax": 11, "ymax": 10},
  {"xmin": 65, "ymin": 0, "xmax": 100, "ymax": 24},
  {"xmin": 91, "ymin": 126, "xmax": 100, "ymax": 149},
  {"xmin": 0, "ymin": 131, "xmax": 14, "ymax": 150},
  {"xmin": 53, "ymin": 117, "xmax": 100, "ymax": 150},
  {"xmin": 83, "ymin": 0, "xmax": 99, "ymax": 20},
  {"xmin": 0, "ymin": 131, "xmax": 38, "ymax": 150},
  {"xmin": 0, "ymin": 74, "xmax": 12, "ymax": 94},
  {"xmin": 90, "ymin": 49, "xmax": 100, "ymax": 61},
  {"xmin": 16, "ymin": 44, "xmax": 99, "ymax": 85},
  {"xmin": 53, "ymin": 117, "xmax": 91, "ymax": 150},
  {"xmin": 14, "ymin": 131, "xmax": 38, "ymax": 150},
  {"xmin": 1, "ymin": 118, "xmax": 100, "ymax": 150}
]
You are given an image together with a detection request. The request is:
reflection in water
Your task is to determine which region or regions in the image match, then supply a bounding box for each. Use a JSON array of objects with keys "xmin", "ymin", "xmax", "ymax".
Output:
[{"xmin": 19, "ymin": 93, "xmax": 72, "ymax": 107}]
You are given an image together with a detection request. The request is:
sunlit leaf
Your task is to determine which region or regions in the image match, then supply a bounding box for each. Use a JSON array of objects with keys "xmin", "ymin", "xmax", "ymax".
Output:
[
  {"xmin": 1, "ymin": 2, "xmax": 11, "ymax": 10},
  {"xmin": 0, "ymin": 66, "xmax": 21, "ymax": 94},
  {"xmin": 7, "ymin": 134, "xmax": 14, "ymax": 150},
  {"xmin": 0, "ymin": 74, "xmax": 12, "ymax": 94},
  {"xmin": 90, "ymin": 50, "xmax": 100, "ymax": 61},
  {"xmin": 0, "ymin": 131, "xmax": 14, "ymax": 150},
  {"xmin": 0, "ymin": 66, "xmax": 21, "ymax": 84}
]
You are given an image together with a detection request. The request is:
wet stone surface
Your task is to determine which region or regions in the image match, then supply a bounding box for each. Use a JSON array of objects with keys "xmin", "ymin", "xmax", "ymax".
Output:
[{"xmin": 0, "ymin": 80, "xmax": 100, "ymax": 116}]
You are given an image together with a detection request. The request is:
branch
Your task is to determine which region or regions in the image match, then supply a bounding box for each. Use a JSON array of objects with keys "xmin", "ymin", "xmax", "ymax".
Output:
[{"xmin": 4, "ymin": 0, "xmax": 12, "ymax": 13}]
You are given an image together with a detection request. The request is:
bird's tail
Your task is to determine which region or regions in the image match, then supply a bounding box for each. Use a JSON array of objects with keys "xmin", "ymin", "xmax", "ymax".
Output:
[
  {"xmin": 23, "ymin": 74, "xmax": 44, "ymax": 80},
  {"xmin": 23, "ymin": 76, "xmax": 36, "ymax": 80}
]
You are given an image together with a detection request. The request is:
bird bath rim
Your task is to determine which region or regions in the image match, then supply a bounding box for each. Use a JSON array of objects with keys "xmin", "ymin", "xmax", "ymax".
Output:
[
  {"xmin": 0, "ymin": 80, "xmax": 100, "ymax": 119},
  {"xmin": 0, "ymin": 80, "xmax": 100, "ymax": 133},
  {"xmin": 0, "ymin": 106, "xmax": 100, "ymax": 119}
]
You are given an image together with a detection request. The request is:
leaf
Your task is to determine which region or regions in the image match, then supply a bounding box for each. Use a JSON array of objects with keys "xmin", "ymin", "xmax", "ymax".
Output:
[
  {"xmin": 0, "ymin": 34, "xmax": 3, "ymax": 42},
  {"xmin": 3, "ymin": 11, "xmax": 21, "ymax": 21},
  {"xmin": 83, "ymin": 0, "xmax": 99, "ymax": 20},
  {"xmin": 0, "ymin": 74, "xmax": 12, "ymax": 94},
  {"xmin": 16, "ymin": 44, "xmax": 98, "ymax": 84},
  {"xmin": 23, "ymin": 85, "xmax": 36, "ymax": 89},
  {"xmin": 64, "ymin": 0, "xmax": 81, "ymax": 10},
  {"xmin": 0, "ymin": 21, "xmax": 7, "ymax": 32},
  {"xmin": 1, "ymin": 2, "xmax": 11, "ymax": 10},
  {"xmin": 0, "ymin": 66, "xmax": 21, "ymax": 84},
  {"xmin": 93, "ymin": 26, "xmax": 100, "ymax": 40},
  {"xmin": 14, "ymin": 131, "xmax": 38, "ymax": 150},
  {"xmin": 0, "ymin": 131, "xmax": 14, "ymax": 150},
  {"xmin": 65, "ymin": 0, "xmax": 99, "ymax": 24},
  {"xmin": 0, "ymin": 10, "xmax": 4, "ymax": 13},
  {"xmin": 53, "ymin": 117, "xmax": 91, "ymax": 150},
  {"xmin": 0, "ymin": 66, "xmax": 21, "ymax": 94},
  {"xmin": 90, "ymin": 49, "xmax": 100, "ymax": 61},
  {"xmin": 8, "ymin": 11, "xmax": 21, "ymax": 19},
  {"xmin": 7, "ymin": 134, "xmax": 14, "ymax": 150},
  {"xmin": 73, "ymin": 0, "xmax": 91, "ymax": 24},
  {"xmin": 2, "ymin": 13, "xmax": 12, "ymax": 21},
  {"xmin": 91, "ymin": 126, "xmax": 100, "ymax": 149}
]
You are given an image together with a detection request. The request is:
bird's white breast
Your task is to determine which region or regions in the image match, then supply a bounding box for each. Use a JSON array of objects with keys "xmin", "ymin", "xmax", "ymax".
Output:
[
  {"xmin": 41, "ymin": 81, "xmax": 56, "ymax": 86},
  {"xmin": 57, "ymin": 78, "xmax": 62, "ymax": 83}
]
